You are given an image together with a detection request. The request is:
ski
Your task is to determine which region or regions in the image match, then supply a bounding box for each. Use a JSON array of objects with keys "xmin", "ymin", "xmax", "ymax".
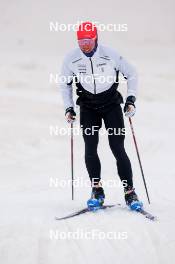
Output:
[
  {"xmin": 55, "ymin": 204, "xmax": 157, "ymax": 221},
  {"xmin": 114, "ymin": 204, "xmax": 157, "ymax": 221},
  {"xmin": 55, "ymin": 205, "xmax": 115, "ymax": 220},
  {"xmin": 136, "ymin": 208, "xmax": 156, "ymax": 221}
]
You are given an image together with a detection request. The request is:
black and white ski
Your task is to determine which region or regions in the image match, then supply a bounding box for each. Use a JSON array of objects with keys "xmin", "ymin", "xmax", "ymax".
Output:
[
  {"xmin": 55, "ymin": 204, "xmax": 157, "ymax": 221},
  {"xmin": 136, "ymin": 208, "xmax": 156, "ymax": 221},
  {"xmin": 55, "ymin": 205, "xmax": 115, "ymax": 220}
]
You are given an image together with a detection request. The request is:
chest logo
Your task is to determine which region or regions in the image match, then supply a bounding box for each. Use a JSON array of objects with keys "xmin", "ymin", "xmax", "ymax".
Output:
[
  {"xmin": 97, "ymin": 63, "xmax": 107, "ymax": 67},
  {"xmin": 78, "ymin": 64, "xmax": 86, "ymax": 74}
]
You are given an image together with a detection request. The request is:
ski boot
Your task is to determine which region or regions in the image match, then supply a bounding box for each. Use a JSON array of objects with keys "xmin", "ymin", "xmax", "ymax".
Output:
[
  {"xmin": 87, "ymin": 187, "xmax": 105, "ymax": 211},
  {"xmin": 124, "ymin": 187, "xmax": 143, "ymax": 211}
]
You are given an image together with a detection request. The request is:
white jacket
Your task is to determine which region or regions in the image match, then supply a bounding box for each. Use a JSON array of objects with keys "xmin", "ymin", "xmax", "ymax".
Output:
[{"xmin": 60, "ymin": 44, "xmax": 138, "ymax": 110}]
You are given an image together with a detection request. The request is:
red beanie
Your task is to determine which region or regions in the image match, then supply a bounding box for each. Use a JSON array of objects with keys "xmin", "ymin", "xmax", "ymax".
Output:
[{"xmin": 77, "ymin": 22, "xmax": 97, "ymax": 40}]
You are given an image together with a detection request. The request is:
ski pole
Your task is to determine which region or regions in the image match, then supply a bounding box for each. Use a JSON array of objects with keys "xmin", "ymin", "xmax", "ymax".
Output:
[
  {"xmin": 129, "ymin": 117, "xmax": 150, "ymax": 204},
  {"xmin": 71, "ymin": 122, "xmax": 74, "ymax": 200}
]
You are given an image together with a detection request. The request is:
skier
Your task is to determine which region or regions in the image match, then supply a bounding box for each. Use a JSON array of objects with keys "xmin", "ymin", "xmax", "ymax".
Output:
[{"xmin": 60, "ymin": 21, "xmax": 143, "ymax": 211}]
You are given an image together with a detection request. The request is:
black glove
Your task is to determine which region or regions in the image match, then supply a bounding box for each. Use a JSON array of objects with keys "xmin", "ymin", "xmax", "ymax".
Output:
[
  {"xmin": 65, "ymin": 107, "xmax": 76, "ymax": 116},
  {"xmin": 124, "ymin": 96, "xmax": 136, "ymax": 113},
  {"xmin": 65, "ymin": 107, "xmax": 76, "ymax": 122}
]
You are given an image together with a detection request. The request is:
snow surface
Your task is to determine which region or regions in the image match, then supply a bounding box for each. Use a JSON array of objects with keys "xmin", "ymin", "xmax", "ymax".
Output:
[{"xmin": 0, "ymin": 0, "xmax": 175, "ymax": 263}]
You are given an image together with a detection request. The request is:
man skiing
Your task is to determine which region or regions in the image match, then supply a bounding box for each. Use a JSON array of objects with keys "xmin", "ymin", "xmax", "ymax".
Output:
[{"xmin": 60, "ymin": 21, "xmax": 143, "ymax": 211}]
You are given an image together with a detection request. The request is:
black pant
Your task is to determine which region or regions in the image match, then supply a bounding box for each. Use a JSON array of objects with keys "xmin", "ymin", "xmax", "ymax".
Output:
[{"xmin": 80, "ymin": 103, "xmax": 133, "ymax": 188}]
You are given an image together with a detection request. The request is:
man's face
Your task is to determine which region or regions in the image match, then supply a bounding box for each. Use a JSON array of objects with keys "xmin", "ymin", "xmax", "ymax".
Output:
[{"xmin": 78, "ymin": 38, "xmax": 96, "ymax": 53}]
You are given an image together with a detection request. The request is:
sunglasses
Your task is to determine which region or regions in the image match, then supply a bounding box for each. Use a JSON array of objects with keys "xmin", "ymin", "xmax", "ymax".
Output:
[{"xmin": 78, "ymin": 38, "xmax": 96, "ymax": 48}]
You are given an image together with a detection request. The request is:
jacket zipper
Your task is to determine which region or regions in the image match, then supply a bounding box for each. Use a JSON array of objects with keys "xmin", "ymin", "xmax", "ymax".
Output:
[{"xmin": 89, "ymin": 58, "xmax": 96, "ymax": 94}]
